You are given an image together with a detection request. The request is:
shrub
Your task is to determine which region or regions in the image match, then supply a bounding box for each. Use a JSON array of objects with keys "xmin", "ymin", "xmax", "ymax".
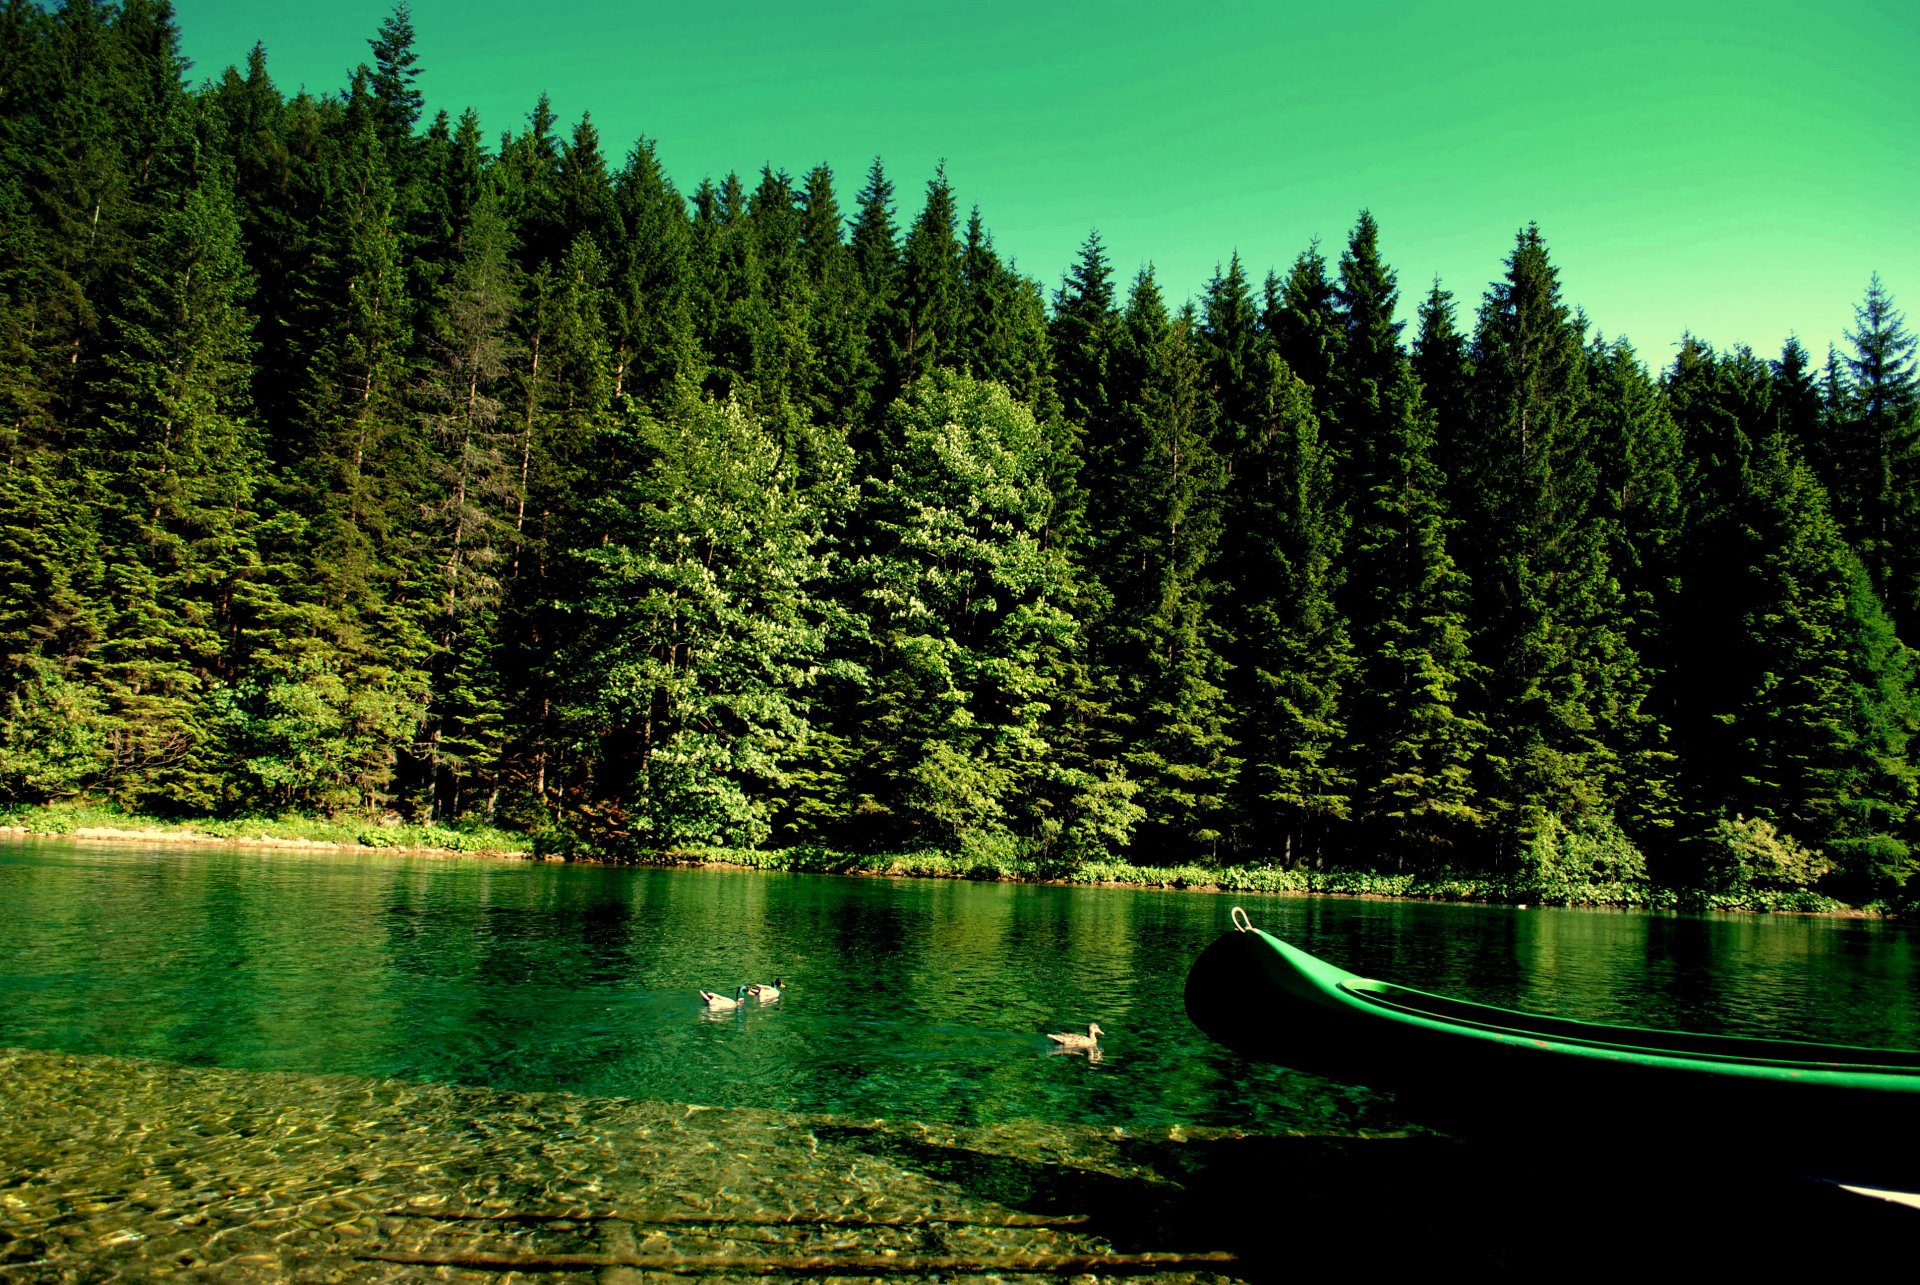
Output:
[{"xmin": 1702, "ymin": 814, "xmax": 1831, "ymax": 894}]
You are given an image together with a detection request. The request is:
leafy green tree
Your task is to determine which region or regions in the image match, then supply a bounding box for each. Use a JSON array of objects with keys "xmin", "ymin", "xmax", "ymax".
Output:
[
  {"xmin": 0, "ymin": 462, "xmax": 111, "ymax": 802},
  {"xmin": 846, "ymin": 372, "xmax": 1127, "ymax": 860},
  {"xmin": 559, "ymin": 395, "xmax": 828, "ymax": 851}
]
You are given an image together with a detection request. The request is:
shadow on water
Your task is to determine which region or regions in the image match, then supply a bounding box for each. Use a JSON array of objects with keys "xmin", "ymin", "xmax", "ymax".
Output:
[{"xmin": 813, "ymin": 1122, "xmax": 1920, "ymax": 1279}]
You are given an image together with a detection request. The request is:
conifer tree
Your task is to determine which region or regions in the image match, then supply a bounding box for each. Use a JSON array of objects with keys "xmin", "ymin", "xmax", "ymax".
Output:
[
  {"xmin": 1831, "ymin": 274, "xmax": 1920, "ymax": 628},
  {"xmin": 83, "ymin": 167, "xmax": 267, "ymax": 806},
  {"xmin": 1051, "ymin": 230, "xmax": 1118, "ymax": 433},
  {"xmin": 413, "ymin": 182, "xmax": 519, "ymax": 816},
  {"xmin": 366, "ymin": 3, "xmax": 424, "ymax": 157},
  {"xmin": 891, "ymin": 164, "xmax": 962, "ymax": 392},
  {"xmin": 846, "ymin": 157, "xmax": 900, "ymax": 431},
  {"xmin": 1728, "ymin": 441, "xmax": 1918, "ymax": 898},
  {"xmin": 1411, "ymin": 277, "xmax": 1472, "ymax": 506},
  {"xmin": 1212, "ymin": 347, "xmax": 1355, "ymax": 863},
  {"xmin": 1330, "ymin": 214, "xmax": 1484, "ymax": 856},
  {"xmin": 795, "ymin": 162, "xmax": 871, "ymax": 425},
  {"xmin": 1198, "ymin": 253, "xmax": 1261, "ymax": 449},
  {"xmin": 1468, "ymin": 225, "xmax": 1652, "ymax": 844},
  {"xmin": 608, "ymin": 138, "xmax": 697, "ymax": 404},
  {"xmin": 1264, "ymin": 241, "xmax": 1342, "ymax": 408},
  {"xmin": 1087, "ymin": 271, "xmax": 1235, "ymax": 853}
]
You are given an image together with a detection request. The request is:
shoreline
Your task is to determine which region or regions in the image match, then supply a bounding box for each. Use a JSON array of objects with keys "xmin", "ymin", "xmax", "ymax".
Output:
[
  {"xmin": 0, "ymin": 820, "xmax": 1887, "ymax": 918},
  {"xmin": 0, "ymin": 823, "xmax": 535, "ymax": 861}
]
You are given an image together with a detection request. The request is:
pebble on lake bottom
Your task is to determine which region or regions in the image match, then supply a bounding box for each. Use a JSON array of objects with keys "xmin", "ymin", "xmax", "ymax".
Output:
[{"xmin": 0, "ymin": 1047, "xmax": 1248, "ymax": 1283}]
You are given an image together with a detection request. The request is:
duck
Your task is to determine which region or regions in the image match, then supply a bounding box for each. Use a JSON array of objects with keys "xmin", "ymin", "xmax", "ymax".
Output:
[
  {"xmin": 700, "ymin": 985, "xmax": 749, "ymax": 1011},
  {"xmin": 1046, "ymin": 1023, "xmax": 1104, "ymax": 1050},
  {"xmin": 747, "ymin": 978, "xmax": 784, "ymax": 1002}
]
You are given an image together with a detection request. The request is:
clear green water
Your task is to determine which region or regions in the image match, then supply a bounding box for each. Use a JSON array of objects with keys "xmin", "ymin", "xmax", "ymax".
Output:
[{"xmin": 3, "ymin": 837, "xmax": 1917, "ymax": 1280}]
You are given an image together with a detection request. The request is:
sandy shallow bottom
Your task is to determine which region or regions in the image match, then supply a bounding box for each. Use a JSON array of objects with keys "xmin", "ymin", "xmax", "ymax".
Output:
[
  {"xmin": 5, "ymin": 1045, "xmax": 1916, "ymax": 1283},
  {"xmin": 0, "ymin": 1047, "xmax": 1272, "ymax": 1282}
]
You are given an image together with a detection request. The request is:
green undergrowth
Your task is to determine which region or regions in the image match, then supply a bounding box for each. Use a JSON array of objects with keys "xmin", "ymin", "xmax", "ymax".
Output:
[
  {"xmin": 0, "ymin": 800, "xmax": 526, "ymax": 855},
  {"xmin": 3, "ymin": 803, "xmax": 1863, "ymax": 912},
  {"xmin": 564, "ymin": 842, "xmax": 1856, "ymax": 913}
]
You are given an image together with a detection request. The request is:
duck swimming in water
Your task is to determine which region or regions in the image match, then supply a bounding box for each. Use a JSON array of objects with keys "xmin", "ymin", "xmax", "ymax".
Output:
[
  {"xmin": 700, "ymin": 985, "xmax": 749, "ymax": 1011},
  {"xmin": 1046, "ymin": 1023, "xmax": 1104, "ymax": 1049},
  {"xmin": 747, "ymin": 978, "xmax": 784, "ymax": 1002}
]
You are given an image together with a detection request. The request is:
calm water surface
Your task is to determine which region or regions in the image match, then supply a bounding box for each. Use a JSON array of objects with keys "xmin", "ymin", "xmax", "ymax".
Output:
[{"xmin": 3, "ymin": 836, "xmax": 1917, "ymax": 1278}]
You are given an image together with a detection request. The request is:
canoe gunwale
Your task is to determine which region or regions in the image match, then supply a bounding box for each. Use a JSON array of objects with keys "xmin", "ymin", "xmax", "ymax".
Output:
[
  {"xmin": 1204, "ymin": 926, "xmax": 1920, "ymax": 1092},
  {"xmin": 1185, "ymin": 917, "xmax": 1920, "ymax": 1186}
]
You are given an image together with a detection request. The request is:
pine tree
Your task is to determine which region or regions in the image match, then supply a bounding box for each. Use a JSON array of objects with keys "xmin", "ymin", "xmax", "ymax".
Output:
[
  {"xmin": 1730, "ymin": 441, "xmax": 1918, "ymax": 898},
  {"xmin": 1330, "ymin": 214, "xmax": 1485, "ymax": 857},
  {"xmin": 1468, "ymin": 224, "xmax": 1652, "ymax": 846},
  {"xmin": 1051, "ymin": 230, "xmax": 1118, "ymax": 432},
  {"xmin": 1411, "ymin": 277, "xmax": 1472, "ymax": 509},
  {"xmin": 1215, "ymin": 348, "xmax": 1356, "ymax": 864},
  {"xmin": 1087, "ymin": 270, "xmax": 1234, "ymax": 853},
  {"xmin": 366, "ymin": 3, "xmax": 424, "ymax": 155},
  {"xmin": 413, "ymin": 181, "xmax": 519, "ymax": 817},
  {"xmin": 1264, "ymin": 241, "xmax": 1341, "ymax": 408},
  {"xmin": 795, "ymin": 162, "xmax": 871, "ymax": 425},
  {"xmin": 1831, "ymin": 274, "xmax": 1920, "ymax": 628},
  {"xmin": 1198, "ymin": 253, "xmax": 1261, "ymax": 449},
  {"xmin": 608, "ymin": 138, "xmax": 697, "ymax": 405},
  {"xmin": 890, "ymin": 164, "xmax": 961, "ymax": 392}
]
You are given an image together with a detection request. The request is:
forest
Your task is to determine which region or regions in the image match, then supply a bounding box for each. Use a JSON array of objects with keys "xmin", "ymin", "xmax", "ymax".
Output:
[{"xmin": 3, "ymin": 1, "xmax": 1918, "ymax": 905}]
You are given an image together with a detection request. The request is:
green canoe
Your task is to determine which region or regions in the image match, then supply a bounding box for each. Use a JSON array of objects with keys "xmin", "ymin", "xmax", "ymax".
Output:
[{"xmin": 1185, "ymin": 908, "xmax": 1920, "ymax": 1185}]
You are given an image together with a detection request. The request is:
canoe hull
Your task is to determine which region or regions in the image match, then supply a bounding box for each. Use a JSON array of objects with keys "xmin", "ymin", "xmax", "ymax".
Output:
[{"xmin": 1185, "ymin": 925, "xmax": 1920, "ymax": 1186}]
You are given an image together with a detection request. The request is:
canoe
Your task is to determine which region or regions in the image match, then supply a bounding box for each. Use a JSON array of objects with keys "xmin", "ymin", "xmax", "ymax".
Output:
[{"xmin": 1185, "ymin": 908, "xmax": 1920, "ymax": 1185}]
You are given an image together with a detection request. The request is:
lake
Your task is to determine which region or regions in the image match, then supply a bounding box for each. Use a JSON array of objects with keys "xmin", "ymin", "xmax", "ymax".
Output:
[{"xmin": 2, "ymin": 836, "xmax": 1917, "ymax": 1279}]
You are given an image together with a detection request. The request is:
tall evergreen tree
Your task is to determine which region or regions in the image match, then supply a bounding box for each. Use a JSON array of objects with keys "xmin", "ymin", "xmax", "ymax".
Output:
[
  {"xmin": 608, "ymin": 138, "xmax": 697, "ymax": 405},
  {"xmin": 366, "ymin": 2, "xmax": 424, "ymax": 155},
  {"xmin": 890, "ymin": 164, "xmax": 961, "ymax": 392},
  {"xmin": 1330, "ymin": 214, "xmax": 1484, "ymax": 856},
  {"xmin": 84, "ymin": 167, "xmax": 266, "ymax": 807},
  {"xmin": 1087, "ymin": 271, "xmax": 1234, "ymax": 853},
  {"xmin": 1264, "ymin": 241, "xmax": 1342, "ymax": 408},
  {"xmin": 1214, "ymin": 348, "xmax": 1356, "ymax": 863},
  {"xmin": 412, "ymin": 181, "xmax": 519, "ymax": 817},
  {"xmin": 1051, "ymin": 230, "xmax": 1118, "ymax": 432},
  {"xmin": 1198, "ymin": 253, "xmax": 1261, "ymax": 448},
  {"xmin": 1831, "ymin": 274, "xmax": 1920, "ymax": 628},
  {"xmin": 1468, "ymin": 225, "xmax": 1652, "ymax": 845},
  {"xmin": 1411, "ymin": 277, "xmax": 1472, "ymax": 506}
]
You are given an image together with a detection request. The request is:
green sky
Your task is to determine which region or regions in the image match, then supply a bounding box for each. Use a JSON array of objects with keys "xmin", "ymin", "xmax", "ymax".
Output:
[{"xmin": 173, "ymin": 0, "xmax": 1918, "ymax": 366}]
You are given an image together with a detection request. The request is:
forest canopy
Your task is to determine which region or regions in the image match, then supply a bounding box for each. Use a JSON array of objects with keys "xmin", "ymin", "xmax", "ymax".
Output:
[{"xmin": 3, "ymin": 2, "xmax": 1918, "ymax": 904}]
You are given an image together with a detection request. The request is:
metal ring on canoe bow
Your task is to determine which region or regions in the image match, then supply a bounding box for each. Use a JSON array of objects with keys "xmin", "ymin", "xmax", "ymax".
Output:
[{"xmin": 1231, "ymin": 906, "xmax": 1252, "ymax": 932}]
